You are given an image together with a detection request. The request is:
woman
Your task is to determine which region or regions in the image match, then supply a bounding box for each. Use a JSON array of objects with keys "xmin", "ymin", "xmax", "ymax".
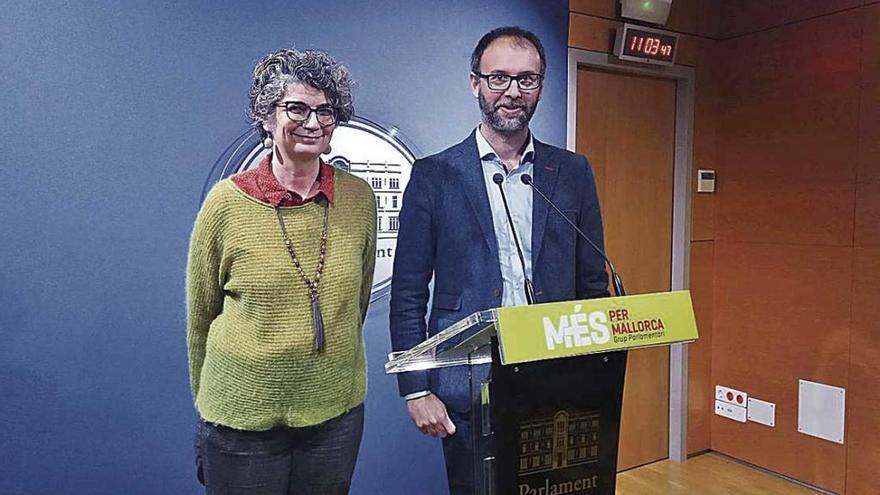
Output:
[{"xmin": 187, "ymin": 48, "xmax": 376, "ymax": 494}]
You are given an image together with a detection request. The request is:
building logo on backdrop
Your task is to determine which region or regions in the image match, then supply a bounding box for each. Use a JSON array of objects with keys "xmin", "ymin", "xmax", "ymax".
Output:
[{"xmin": 207, "ymin": 117, "xmax": 415, "ymax": 301}]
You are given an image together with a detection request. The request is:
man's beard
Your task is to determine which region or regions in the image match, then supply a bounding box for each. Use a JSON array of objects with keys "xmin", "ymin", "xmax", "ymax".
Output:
[{"xmin": 478, "ymin": 93, "xmax": 537, "ymax": 134}]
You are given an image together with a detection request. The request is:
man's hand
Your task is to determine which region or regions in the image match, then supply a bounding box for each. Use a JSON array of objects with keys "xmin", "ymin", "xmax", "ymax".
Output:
[{"xmin": 407, "ymin": 394, "xmax": 457, "ymax": 438}]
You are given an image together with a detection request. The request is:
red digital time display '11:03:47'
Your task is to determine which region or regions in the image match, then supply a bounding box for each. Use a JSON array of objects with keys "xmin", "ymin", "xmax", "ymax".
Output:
[
  {"xmin": 629, "ymin": 35, "xmax": 673, "ymax": 57},
  {"xmin": 619, "ymin": 27, "xmax": 677, "ymax": 64}
]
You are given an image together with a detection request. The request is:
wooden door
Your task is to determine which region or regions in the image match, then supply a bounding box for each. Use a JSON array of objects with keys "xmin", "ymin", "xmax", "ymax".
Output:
[{"xmin": 575, "ymin": 67, "xmax": 676, "ymax": 471}]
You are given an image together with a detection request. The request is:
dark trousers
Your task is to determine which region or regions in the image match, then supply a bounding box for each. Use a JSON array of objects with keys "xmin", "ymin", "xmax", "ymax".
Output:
[
  {"xmin": 441, "ymin": 408, "xmax": 475, "ymax": 495},
  {"xmin": 198, "ymin": 404, "xmax": 364, "ymax": 495}
]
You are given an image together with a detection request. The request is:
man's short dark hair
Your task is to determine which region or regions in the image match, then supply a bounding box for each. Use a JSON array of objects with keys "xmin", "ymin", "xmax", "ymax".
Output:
[{"xmin": 470, "ymin": 26, "xmax": 546, "ymax": 75}]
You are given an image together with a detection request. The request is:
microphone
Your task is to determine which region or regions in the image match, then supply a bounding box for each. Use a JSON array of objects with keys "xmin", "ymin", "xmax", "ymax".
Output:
[
  {"xmin": 492, "ymin": 173, "xmax": 535, "ymax": 305},
  {"xmin": 521, "ymin": 174, "xmax": 626, "ymax": 297}
]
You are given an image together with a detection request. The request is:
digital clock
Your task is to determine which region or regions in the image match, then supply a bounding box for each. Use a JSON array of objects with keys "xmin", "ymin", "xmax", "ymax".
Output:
[{"xmin": 614, "ymin": 23, "xmax": 679, "ymax": 66}]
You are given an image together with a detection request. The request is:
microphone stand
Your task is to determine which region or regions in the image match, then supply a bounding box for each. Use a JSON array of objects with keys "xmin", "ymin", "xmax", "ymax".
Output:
[
  {"xmin": 521, "ymin": 174, "xmax": 626, "ymax": 297},
  {"xmin": 493, "ymin": 173, "xmax": 535, "ymax": 304}
]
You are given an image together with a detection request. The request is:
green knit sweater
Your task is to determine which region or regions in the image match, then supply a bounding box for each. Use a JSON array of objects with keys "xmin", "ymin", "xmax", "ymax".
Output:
[{"xmin": 186, "ymin": 171, "xmax": 376, "ymax": 430}]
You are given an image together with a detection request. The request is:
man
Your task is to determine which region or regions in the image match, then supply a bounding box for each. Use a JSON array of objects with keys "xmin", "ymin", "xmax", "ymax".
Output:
[{"xmin": 389, "ymin": 27, "xmax": 609, "ymax": 494}]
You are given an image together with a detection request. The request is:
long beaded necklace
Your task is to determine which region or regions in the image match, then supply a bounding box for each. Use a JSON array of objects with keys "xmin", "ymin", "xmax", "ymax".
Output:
[{"xmin": 274, "ymin": 203, "xmax": 329, "ymax": 352}]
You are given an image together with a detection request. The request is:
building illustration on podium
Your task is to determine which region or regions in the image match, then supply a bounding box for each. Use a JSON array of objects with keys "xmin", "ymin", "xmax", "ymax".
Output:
[{"xmin": 519, "ymin": 410, "xmax": 602, "ymax": 475}]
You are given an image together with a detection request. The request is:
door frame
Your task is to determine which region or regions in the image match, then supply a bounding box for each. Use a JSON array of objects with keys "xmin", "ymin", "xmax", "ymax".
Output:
[{"xmin": 566, "ymin": 48, "xmax": 696, "ymax": 463}]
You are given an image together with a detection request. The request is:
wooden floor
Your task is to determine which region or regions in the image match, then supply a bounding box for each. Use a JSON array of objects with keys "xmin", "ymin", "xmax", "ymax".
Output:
[{"xmin": 617, "ymin": 452, "xmax": 822, "ymax": 494}]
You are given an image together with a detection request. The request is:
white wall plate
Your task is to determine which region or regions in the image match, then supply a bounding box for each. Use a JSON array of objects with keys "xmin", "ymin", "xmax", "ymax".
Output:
[
  {"xmin": 715, "ymin": 400, "xmax": 747, "ymax": 423},
  {"xmin": 798, "ymin": 380, "xmax": 845, "ymax": 444},
  {"xmin": 747, "ymin": 397, "xmax": 776, "ymax": 427}
]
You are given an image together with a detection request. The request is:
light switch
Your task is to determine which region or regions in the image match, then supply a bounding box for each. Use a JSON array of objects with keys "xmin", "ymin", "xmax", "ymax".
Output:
[{"xmin": 697, "ymin": 169, "xmax": 715, "ymax": 193}]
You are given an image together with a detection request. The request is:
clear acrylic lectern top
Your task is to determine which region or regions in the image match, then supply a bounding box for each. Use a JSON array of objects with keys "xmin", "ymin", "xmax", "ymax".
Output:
[{"xmin": 384, "ymin": 310, "xmax": 499, "ymax": 375}]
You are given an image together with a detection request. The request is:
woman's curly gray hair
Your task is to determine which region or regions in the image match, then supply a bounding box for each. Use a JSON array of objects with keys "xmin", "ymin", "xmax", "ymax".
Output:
[{"xmin": 248, "ymin": 48, "xmax": 354, "ymax": 135}]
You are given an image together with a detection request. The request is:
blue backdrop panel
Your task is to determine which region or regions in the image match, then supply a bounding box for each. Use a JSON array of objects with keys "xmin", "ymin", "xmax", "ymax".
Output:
[{"xmin": 0, "ymin": 1, "xmax": 568, "ymax": 493}]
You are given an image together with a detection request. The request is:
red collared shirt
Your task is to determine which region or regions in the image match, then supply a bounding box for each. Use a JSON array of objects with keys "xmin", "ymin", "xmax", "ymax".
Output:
[{"xmin": 232, "ymin": 154, "xmax": 335, "ymax": 207}]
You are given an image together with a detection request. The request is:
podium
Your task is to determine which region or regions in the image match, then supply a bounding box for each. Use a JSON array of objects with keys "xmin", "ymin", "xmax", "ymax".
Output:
[{"xmin": 386, "ymin": 291, "xmax": 699, "ymax": 495}]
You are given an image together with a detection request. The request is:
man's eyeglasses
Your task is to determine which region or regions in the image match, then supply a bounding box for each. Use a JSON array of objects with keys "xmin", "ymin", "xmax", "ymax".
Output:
[
  {"xmin": 277, "ymin": 101, "xmax": 337, "ymax": 127},
  {"xmin": 473, "ymin": 72, "xmax": 544, "ymax": 92}
]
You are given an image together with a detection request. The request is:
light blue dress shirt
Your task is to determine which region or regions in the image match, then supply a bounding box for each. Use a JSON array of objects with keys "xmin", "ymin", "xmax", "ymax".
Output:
[{"xmin": 475, "ymin": 127, "xmax": 534, "ymax": 308}]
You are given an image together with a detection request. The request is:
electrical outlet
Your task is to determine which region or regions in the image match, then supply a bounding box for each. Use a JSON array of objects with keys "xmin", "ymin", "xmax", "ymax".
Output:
[{"xmin": 715, "ymin": 385, "xmax": 748, "ymax": 407}]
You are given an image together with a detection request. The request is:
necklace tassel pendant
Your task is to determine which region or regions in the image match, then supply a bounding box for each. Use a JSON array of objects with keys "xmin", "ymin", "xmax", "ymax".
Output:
[
  {"xmin": 275, "ymin": 206, "xmax": 329, "ymax": 353},
  {"xmin": 311, "ymin": 292, "xmax": 325, "ymax": 353}
]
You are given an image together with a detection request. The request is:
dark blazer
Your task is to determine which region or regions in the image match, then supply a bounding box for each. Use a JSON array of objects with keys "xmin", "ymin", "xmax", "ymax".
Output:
[{"xmin": 389, "ymin": 131, "xmax": 609, "ymax": 412}]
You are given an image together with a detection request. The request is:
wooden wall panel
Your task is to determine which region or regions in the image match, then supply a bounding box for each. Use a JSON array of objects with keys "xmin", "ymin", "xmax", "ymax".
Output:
[
  {"xmin": 719, "ymin": 0, "xmax": 862, "ymax": 39},
  {"xmin": 846, "ymin": 247, "xmax": 880, "ymax": 495},
  {"xmin": 849, "ymin": 10, "xmax": 880, "ymax": 490},
  {"xmin": 858, "ymin": 5, "xmax": 880, "ymax": 248},
  {"xmin": 856, "ymin": 178, "xmax": 880, "ymax": 247},
  {"xmin": 716, "ymin": 10, "xmax": 862, "ymax": 103},
  {"xmin": 714, "ymin": 10, "xmax": 861, "ymax": 247},
  {"xmin": 687, "ymin": 241, "xmax": 713, "ymax": 454},
  {"xmin": 864, "ymin": 3, "xmax": 880, "ymax": 87},
  {"xmin": 570, "ymin": 0, "xmax": 615, "ymax": 18},
  {"xmin": 672, "ymin": 34, "xmax": 701, "ymax": 68},
  {"xmin": 569, "ymin": 12, "xmax": 616, "ymax": 53},
  {"xmin": 858, "ymin": 88, "xmax": 880, "ymax": 185},
  {"xmin": 711, "ymin": 242, "xmax": 851, "ymax": 494},
  {"xmin": 664, "ymin": 0, "xmax": 721, "ymax": 39},
  {"xmin": 857, "ymin": 90, "xmax": 880, "ymax": 246},
  {"xmin": 715, "ymin": 95, "xmax": 858, "ymax": 246},
  {"xmin": 691, "ymin": 43, "xmax": 722, "ymax": 242}
]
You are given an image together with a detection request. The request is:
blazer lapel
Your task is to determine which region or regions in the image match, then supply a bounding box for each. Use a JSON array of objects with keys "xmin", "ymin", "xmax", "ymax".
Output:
[
  {"xmin": 453, "ymin": 132, "xmax": 499, "ymax": 263},
  {"xmin": 531, "ymin": 140, "xmax": 560, "ymax": 266}
]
